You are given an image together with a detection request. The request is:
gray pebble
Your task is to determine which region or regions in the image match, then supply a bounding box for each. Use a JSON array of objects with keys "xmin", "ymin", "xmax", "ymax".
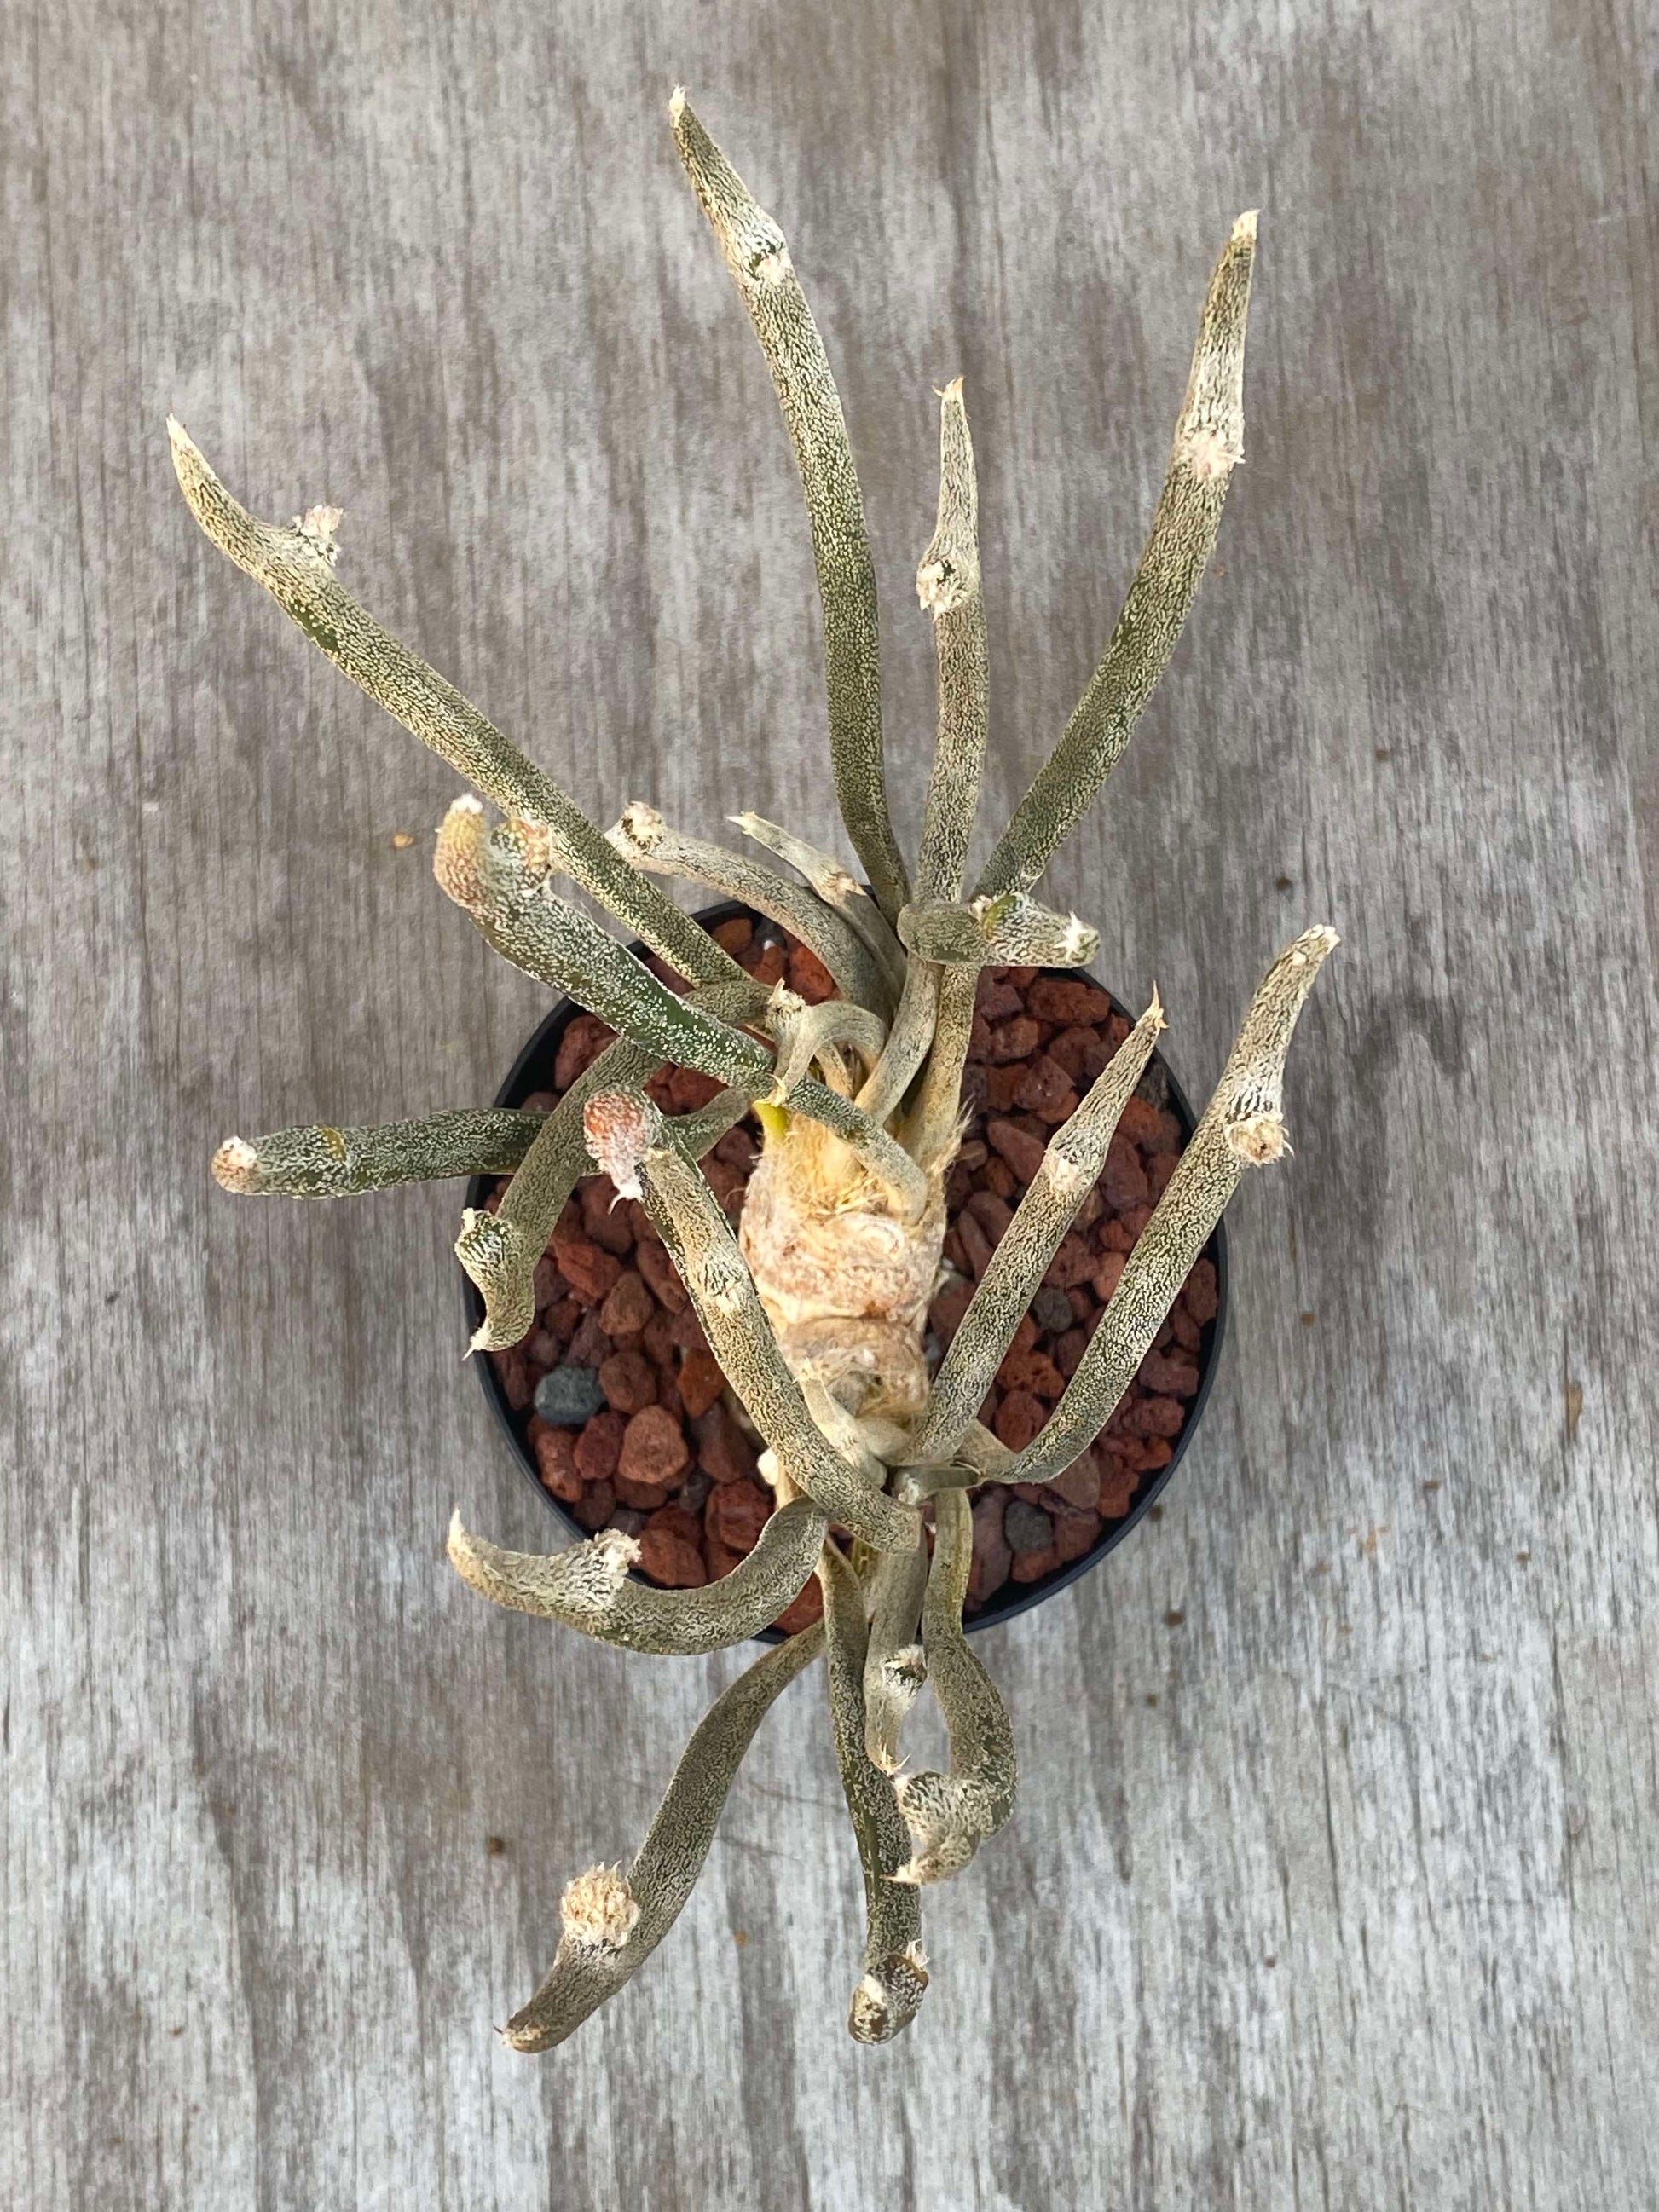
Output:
[
  {"xmin": 534, "ymin": 1365, "xmax": 606, "ymax": 1427},
  {"xmin": 1031, "ymin": 1286, "xmax": 1074, "ymax": 1334},
  {"xmin": 678, "ymin": 1470, "xmax": 712, "ymax": 1515},
  {"xmin": 1004, "ymin": 1499, "xmax": 1055, "ymax": 1556}
]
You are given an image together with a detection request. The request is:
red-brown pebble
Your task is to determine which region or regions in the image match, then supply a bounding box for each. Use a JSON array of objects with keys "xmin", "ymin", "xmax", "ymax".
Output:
[
  {"xmin": 1014, "ymin": 1055, "xmax": 1078, "ymax": 1123},
  {"xmin": 600, "ymin": 1270, "xmax": 655, "ymax": 1337},
  {"xmin": 998, "ymin": 1347, "xmax": 1066, "ymax": 1400},
  {"xmin": 1052, "ymin": 1509, "xmax": 1102, "ymax": 1563},
  {"xmin": 1043, "ymin": 1233, "xmax": 1095, "ymax": 1291},
  {"xmin": 1124, "ymin": 1395, "xmax": 1185, "ymax": 1440},
  {"xmin": 707, "ymin": 1478, "xmax": 772, "ymax": 1554},
  {"xmin": 619, "ymin": 1404, "xmax": 691, "ymax": 1488},
  {"xmin": 968, "ymin": 1493, "xmax": 1013, "ymax": 1604},
  {"xmin": 636, "ymin": 1238, "xmax": 690, "ymax": 1313},
  {"xmin": 963, "ymin": 1189, "xmax": 1014, "ymax": 1243},
  {"xmin": 987, "ymin": 1015, "xmax": 1041, "ymax": 1063},
  {"xmin": 1045, "ymin": 1453, "xmax": 1101, "ymax": 1510},
  {"xmin": 1098, "ymin": 1464, "xmax": 1139, "ymax": 1518},
  {"xmin": 581, "ymin": 1177, "xmax": 635, "ymax": 1256},
  {"xmin": 982, "ymin": 1065, "xmax": 1022, "ymax": 1112},
  {"xmin": 702, "ymin": 1158, "xmax": 749, "ymax": 1216},
  {"xmin": 614, "ymin": 1473, "xmax": 673, "ymax": 1511},
  {"xmin": 693, "ymin": 1401, "xmax": 757, "ymax": 1484},
  {"xmin": 566, "ymin": 1310, "xmax": 611, "ymax": 1370},
  {"xmin": 678, "ymin": 1348, "xmax": 727, "ymax": 1420},
  {"xmin": 975, "ymin": 974, "xmax": 1024, "ymax": 1021},
  {"xmin": 773, "ymin": 1580, "xmax": 825, "ymax": 1635},
  {"xmin": 638, "ymin": 1510, "xmax": 707, "ymax": 1587},
  {"xmin": 1101, "ymin": 1137, "xmax": 1149, "ymax": 1210},
  {"xmin": 1182, "ymin": 1259, "xmax": 1219, "ymax": 1325},
  {"xmin": 668, "ymin": 1067, "xmax": 725, "ymax": 1113},
  {"xmin": 787, "ymin": 942, "xmax": 836, "ymax": 1002},
  {"xmin": 1140, "ymin": 1350, "xmax": 1201, "ymax": 1398},
  {"xmin": 571, "ymin": 1479, "xmax": 616, "ymax": 1530},
  {"xmin": 1046, "ymin": 1025, "xmax": 1107, "ymax": 1083},
  {"xmin": 1026, "ymin": 976, "xmax": 1113, "ymax": 1025},
  {"xmin": 490, "ymin": 1347, "xmax": 534, "ymax": 1412},
  {"xmin": 556, "ymin": 1014, "xmax": 615, "ymax": 1088},
  {"xmin": 529, "ymin": 1419, "xmax": 582, "ymax": 1503},
  {"xmin": 986, "ymin": 1118, "xmax": 1047, "ymax": 1184},
  {"xmin": 552, "ymin": 1232, "xmax": 623, "ymax": 1306},
  {"xmin": 1054, "ymin": 1325, "xmax": 1090, "ymax": 1378},
  {"xmin": 957, "ymin": 1211, "xmax": 995, "ymax": 1279},
  {"xmin": 668, "ymin": 1305, "xmax": 708, "ymax": 1352},
  {"xmin": 575, "ymin": 1410, "xmax": 626, "ymax": 1483},
  {"xmin": 599, "ymin": 1349, "xmax": 657, "ymax": 1416},
  {"xmin": 994, "ymin": 1390, "xmax": 1046, "ymax": 1452},
  {"xmin": 929, "ymin": 1277, "xmax": 975, "ymax": 1347}
]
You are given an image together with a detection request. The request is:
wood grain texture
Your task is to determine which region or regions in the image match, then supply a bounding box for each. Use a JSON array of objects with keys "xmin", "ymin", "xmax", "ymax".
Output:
[{"xmin": 3, "ymin": 1, "xmax": 1656, "ymax": 2205}]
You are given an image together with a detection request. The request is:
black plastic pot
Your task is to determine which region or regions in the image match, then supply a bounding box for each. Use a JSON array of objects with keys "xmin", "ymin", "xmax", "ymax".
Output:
[{"xmin": 464, "ymin": 902, "xmax": 1228, "ymax": 1637}]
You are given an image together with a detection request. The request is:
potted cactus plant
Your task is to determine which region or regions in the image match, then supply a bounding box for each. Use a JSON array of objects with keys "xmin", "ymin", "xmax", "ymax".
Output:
[{"xmin": 175, "ymin": 91, "xmax": 1336, "ymax": 2050}]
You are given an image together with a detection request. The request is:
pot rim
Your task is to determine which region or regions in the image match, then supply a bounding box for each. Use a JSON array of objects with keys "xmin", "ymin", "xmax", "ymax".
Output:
[{"xmin": 462, "ymin": 901, "xmax": 1228, "ymax": 1638}]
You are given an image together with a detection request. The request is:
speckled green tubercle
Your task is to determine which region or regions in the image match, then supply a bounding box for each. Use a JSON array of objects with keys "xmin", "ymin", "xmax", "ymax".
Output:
[
  {"xmin": 447, "ymin": 1498, "xmax": 829, "ymax": 1655},
  {"xmin": 818, "ymin": 1544, "xmax": 928, "ymax": 2042},
  {"xmin": 889, "ymin": 1487, "xmax": 1017, "ymax": 1885},
  {"xmin": 1003, "ymin": 927, "xmax": 1338, "ymax": 1486},
  {"xmin": 903, "ymin": 992, "xmax": 1168, "ymax": 1464},
  {"xmin": 499, "ymin": 1620, "xmax": 826, "ymax": 2052},
  {"xmin": 976, "ymin": 214, "xmax": 1258, "ymax": 898},
  {"xmin": 167, "ymin": 419, "xmax": 744, "ymax": 991},
  {"xmin": 211, "ymin": 1108, "xmax": 546, "ymax": 1198},
  {"xmin": 671, "ymin": 92, "xmax": 910, "ymax": 924}
]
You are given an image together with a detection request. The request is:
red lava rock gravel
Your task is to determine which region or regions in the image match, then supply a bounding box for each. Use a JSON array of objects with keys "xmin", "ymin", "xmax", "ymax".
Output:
[{"xmin": 483, "ymin": 919, "xmax": 1219, "ymax": 1627}]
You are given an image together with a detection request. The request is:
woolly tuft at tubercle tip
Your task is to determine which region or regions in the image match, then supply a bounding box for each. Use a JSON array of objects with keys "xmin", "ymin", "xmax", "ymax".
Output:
[
  {"xmin": 560, "ymin": 1863, "xmax": 641, "ymax": 1951},
  {"xmin": 1226, "ymin": 1110, "xmax": 1291, "ymax": 1164},
  {"xmin": 211, "ymin": 1135, "xmax": 259, "ymax": 1192},
  {"xmin": 582, "ymin": 1092, "xmax": 662, "ymax": 1202},
  {"xmin": 1234, "ymin": 209, "xmax": 1260, "ymax": 243}
]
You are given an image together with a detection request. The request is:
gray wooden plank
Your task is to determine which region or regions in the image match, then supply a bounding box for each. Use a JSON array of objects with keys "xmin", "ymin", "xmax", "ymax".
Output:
[{"xmin": 3, "ymin": 0, "xmax": 1656, "ymax": 2205}]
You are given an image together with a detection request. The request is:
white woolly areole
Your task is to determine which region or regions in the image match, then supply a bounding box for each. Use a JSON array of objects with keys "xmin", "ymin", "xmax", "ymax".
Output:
[
  {"xmin": 1182, "ymin": 424, "xmax": 1244, "ymax": 482},
  {"xmin": 1043, "ymin": 1148, "xmax": 1090, "ymax": 1199},
  {"xmin": 293, "ymin": 505, "xmax": 343, "ymax": 563},
  {"xmin": 592, "ymin": 1527, "xmax": 642, "ymax": 1580},
  {"xmin": 613, "ymin": 800, "xmax": 665, "ymax": 853},
  {"xmin": 560, "ymin": 1864, "xmax": 640, "ymax": 1951},
  {"xmin": 1225, "ymin": 1110, "xmax": 1289, "ymax": 1164},
  {"xmin": 582, "ymin": 1092, "xmax": 656, "ymax": 1201},
  {"xmin": 211, "ymin": 1135, "xmax": 259, "ymax": 1191}
]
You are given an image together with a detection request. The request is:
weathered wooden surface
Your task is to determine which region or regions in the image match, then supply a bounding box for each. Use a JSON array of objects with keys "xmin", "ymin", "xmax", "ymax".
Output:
[{"xmin": 4, "ymin": 0, "xmax": 1656, "ymax": 2203}]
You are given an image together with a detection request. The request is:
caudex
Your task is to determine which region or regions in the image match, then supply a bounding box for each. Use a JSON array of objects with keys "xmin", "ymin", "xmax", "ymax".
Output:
[{"xmin": 175, "ymin": 90, "xmax": 1337, "ymax": 2048}]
